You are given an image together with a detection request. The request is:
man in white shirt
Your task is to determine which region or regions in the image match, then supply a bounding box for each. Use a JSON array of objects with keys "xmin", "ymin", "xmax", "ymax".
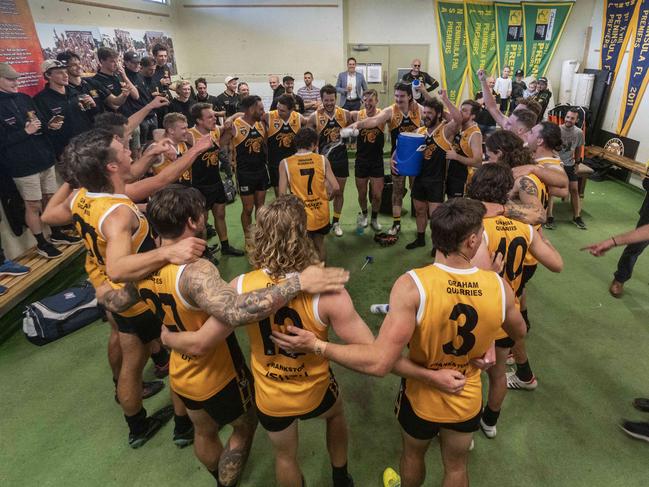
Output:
[{"xmin": 494, "ymin": 66, "xmax": 513, "ymax": 114}]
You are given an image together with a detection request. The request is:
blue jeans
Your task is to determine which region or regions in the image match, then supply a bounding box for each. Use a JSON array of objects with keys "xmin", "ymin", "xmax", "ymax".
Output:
[{"xmin": 614, "ymin": 194, "xmax": 649, "ymax": 283}]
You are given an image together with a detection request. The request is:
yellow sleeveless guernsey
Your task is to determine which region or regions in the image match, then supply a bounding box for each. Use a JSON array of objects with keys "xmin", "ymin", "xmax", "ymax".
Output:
[
  {"xmin": 315, "ymin": 106, "xmax": 347, "ymax": 145},
  {"xmin": 536, "ymin": 155, "xmax": 562, "ymax": 168},
  {"xmin": 522, "ymin": 173, "xmax": 547, "ymax": 267},
  {"xmin": 237, "ymin": 269, "xmax": 330, "ymax": 417},
  {"xmin": 403, "ymin": 263, "xmax": 506, "ymax": 423},
  {"xmin": 137, "ymin": 263, "xmax": 245, "ymax": 401},
  {"xmin": 483, "ymin": 216, "xmax": 533, "ymax": 318},
  {"xmin": 389, "ymin": 103, "xmax": 422, "ymax": 154},
  {"xmin": 267, "ymin": 110, "xmax": 301, "ymax": 166},
  {"xmin": 284, "ymin": 152, "xmax": 330, "ymax": 231},
  {"xmin": 151, "ymin": 141, "xmax": 190, "ymax": 183},
  {"xmin": 70, "ymin": 189, "xmax": 154, "ymax": 318}
]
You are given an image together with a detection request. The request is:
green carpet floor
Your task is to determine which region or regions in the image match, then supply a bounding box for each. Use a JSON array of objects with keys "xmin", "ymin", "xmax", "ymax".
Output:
[{"xmin": 1, "ymin": 174, "xmax": 648, "ymax": 486}]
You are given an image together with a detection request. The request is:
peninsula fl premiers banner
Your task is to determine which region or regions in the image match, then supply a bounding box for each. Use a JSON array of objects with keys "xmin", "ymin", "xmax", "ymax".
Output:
[
  {"xmin": 618, "ymin": 0, "xmax": 649, "ymax": 136},
  {"xmin": 435, "ymin": 0, "xmax": 469, "ymax": 104},
  {"xmin": 522, "ymin": 2, "xmax": 573, "ymax": 78},
  {"xmin": 601, "ymin": 0, "xmax": 640, "ymax": 87},
  {"xmin": 494, "ymin": 2, "xmax": 525, "ymax": 74},
  {"xmin": 465, "ymin": 1, "xmax": 497, "ymax": 96}
]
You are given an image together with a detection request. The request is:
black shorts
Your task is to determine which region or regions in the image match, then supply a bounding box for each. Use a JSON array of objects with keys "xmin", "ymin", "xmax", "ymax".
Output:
[
  {"xmin": 519, "ymin": 264, "xmax": 538, "ymax": 294},
  {"xmin": 495, "ymin": 336, "xmax": 515, "ymax": 348},
  {"xmin": 445, "ymin": 177, "xmax": 467, "ymax": 199},
  {"xmin": 195, "ymin": 182, "xmax": 227, "ymax": 207},
  {"xmin": 308, "ymin": 223, "xmax": 331, "ymax": 236},
  {"xmin": 564, "ymin": 165, "xmax": 579, "ymax": 182},
  {"xmin": 355, "ymin": 158, "xmax": 384, "ymax": 179},
  {"xmin": 257, "ymin": 374, "xmax": 339, "ymax": 432},
  {"xmin": 268, "ymin": 160, "xmax": 281, "ymax": 188},
  {"xmin": 411, "ymin": 177, "xmax": 445, "ymax": 203},
  {"xmin": 178, "ymin": 366, "xmax": 254, "ymax": 427},
  {"xmin": 395, "ymin": 382, "xmax": 481, "ymax": 440},
  {"xmin": 331, "ymin": 161, "xmax": 349, "ymax": 179},
  {"xmin": 237, "ymin": 169, "xmax": 270, "ymax": 196},
  {"xmin": 113, "ymin": 309, "xmax": 161, "ymax": 344}
]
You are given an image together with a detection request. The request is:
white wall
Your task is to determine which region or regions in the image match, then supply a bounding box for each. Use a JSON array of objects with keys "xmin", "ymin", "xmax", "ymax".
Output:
[{"xmin": 586, "ymin": 0, "xmax": 649, "ymax": 163}]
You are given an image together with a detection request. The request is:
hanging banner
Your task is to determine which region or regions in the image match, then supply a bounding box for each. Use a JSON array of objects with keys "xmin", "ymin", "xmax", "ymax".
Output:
[
  {"xmin": 601, "ymin": 0, "xmax": 640, "ymax": 87},
  {"xmin": 465, "ymin": 1, "xmax": 498, "ymax": 96},
  {"xmin": 522, "ymin": 1, "xmax": 574, "ymax": 79},
  {"xmin": 435, "ymin": 0, "xmax": 469, "ymax": 104},
  {"xmin": 618, "ymin": 0, "xmax": 649, "ymax": 136},
  {"xmin": 495, "ymin": 2, "xmax": 525, "ymax": 75},
  {"xmin": 0, "ymin": 0, "xmax": 46, "ymax": 96}
]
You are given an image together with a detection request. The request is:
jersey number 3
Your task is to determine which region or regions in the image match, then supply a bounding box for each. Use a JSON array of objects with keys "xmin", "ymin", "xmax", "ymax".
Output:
[{"xmin": 442, "ymin": 303, "xmax": 478, "ymax": 356}]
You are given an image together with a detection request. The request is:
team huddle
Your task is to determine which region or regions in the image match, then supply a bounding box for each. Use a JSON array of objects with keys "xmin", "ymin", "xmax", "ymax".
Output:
[{"xmin": 38, "ymin": 63, "xmax": 578, "ymax": 487}]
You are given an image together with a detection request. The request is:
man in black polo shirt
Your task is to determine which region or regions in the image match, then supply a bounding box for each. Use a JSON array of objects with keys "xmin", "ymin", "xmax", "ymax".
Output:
[
  {"xmin": 57, "ymin": 50, "xmax": 105, "ymax": 120},
  {"xmin": 139, "ymin": 56, "xmax": 169, "ymax": 129},
  {"xmin": 214, "ymin": 76, "xmax": 240, "ymax": 118},
  {"xmin": 270, "ymin": 75, "xmax": 305, "ymax": 113},
  {"xmin": 91, "ymin": 47, "xmax": 138, "ymax": 112},
  {"xmin": 151, "ymin": 43, "xmax": 173, "ymax": 92},
  {"xmin": 122, "ymin": 51, "xmax": 156, "ymax": 152},
  {"xmin": 401, "ymin": 58, "xmax": 439, "ymax": 92},
  {"xmin": 195, "ymin": 77, "xmax": 219, "ymax": 110},
  {"xmin": 34, "ymin": 59, "xmax": 94, "ymax": 159}
]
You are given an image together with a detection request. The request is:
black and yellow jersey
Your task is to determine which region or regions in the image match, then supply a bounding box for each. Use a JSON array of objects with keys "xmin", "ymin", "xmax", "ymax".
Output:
[
  {"xmin": 187, "ymin": 126, "xmax": 221, "ymax": 186},
  {"xmin": 267, "ymin": 110, "xmax": 300, "ymax": 166},
  {"xmin": 315, "ymin": 106, "xmax": 348, "ymax": 165},
  {"xmin": 416, "ymin": 123, "xmax": 452, "ymax": 181},
  {"xmin": 152, "ymin": 141, "xmax": 190, "ymax": 185},
  {"xmin": 284, "ymin": 151, "xmax": 330, "ymax": 231},
  {"xmin": 389, "ymin": 103, "xmax": 422, "ymax": 154},
  {"xmin": 356, "ymin": 108, "xmax": 385, "ymax": 164},
  {"xmin": 232, "ymin": 117, "xmax": 267, "ymax": 173},
  {"xmin": 448, "ymin": 123, "xmax": 481, "ymax": 181}
]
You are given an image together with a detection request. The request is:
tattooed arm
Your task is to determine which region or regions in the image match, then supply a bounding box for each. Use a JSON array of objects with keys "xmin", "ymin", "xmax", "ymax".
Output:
[
  {"xmin": 179, "ymin": 258, "xmax": 349, "ymax": 327},
  {"xmin": 503, "ymin": 198, "xmax": 546, "ymax": 225},
  {"xmin": 99, "ymin": 282, "xmax": 141, "ymax": 314}
]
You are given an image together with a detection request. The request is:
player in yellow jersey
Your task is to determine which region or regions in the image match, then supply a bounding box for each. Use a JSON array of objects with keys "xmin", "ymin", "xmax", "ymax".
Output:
[
  {"xmin": 188, "ymin": 102, "xmax": 245, "ymax": 257},
  {"xmin": 151, "ymin": 112, "xmax": 191, "ymax": 179},
  {"xmin": 279, "ymin": 127, "xmax": 340, "ymax": 261},
  {"xmin": 444, "ymin": 100, "xmax": 483, "ymax": 199},
  {"xmin": 308, "ymin": 84, "xmax": 354, "ymax": 237},
  {"xmin": 349, "ymin": 89, "xmax": 385, "ymax": 232},
  {"xmin": 105, "ymin": 186, "xmax": 350, "ymax": 485},
  {"xmin": 468, "ymin": 163, "xmax": 563, "ymax": 439},
  {"xmin": 42, "ymin": 129, "xmax": 212, "ymax": 448},
  {"xmin": 230, "ymin": 95, "xmax": 269, "ymax": 235},
  {"xmin": 263, "ymin": 93, "xmax": 310, "ymax": 196},
  {"xmin": 274, "ymin": 198, "xmax": 527, "ymax": 487},
  {"xmin": 351, "ymin": 82, "xmax": 423, "ymax": 235}
]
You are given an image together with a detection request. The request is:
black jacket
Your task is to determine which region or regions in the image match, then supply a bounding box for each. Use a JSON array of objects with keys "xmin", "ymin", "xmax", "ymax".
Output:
[
  {"xmin": 195, "ymin": 93, "xmax": 219, "ymax": 111},
  {"xmin": 33, "ymin": 85, "xmax": 94, "ymax": 157},
  {"xmin": 0, "ymin": 91, "xmax": 55, "ymax": 178},
  {"xmin": 168, "ymin": 97, "xmax": 195, "ymax": 124}
]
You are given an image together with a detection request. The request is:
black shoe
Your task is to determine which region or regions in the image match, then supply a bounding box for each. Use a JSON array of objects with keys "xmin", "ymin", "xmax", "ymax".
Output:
[
  {"xmin": 173, "ymin": 424, "xmax": 195, "ymax": 449},
  {"xmin": 128, "ymin": 405, "xmax": 174, "ymax": 449},
  {"xmin": 621, "ymin": 420, "xmax": 649, "ymax": 442},
  {"xmin": 222, "ymin": 245, "xmax": 244, "ymax": 257},
  {"xmin": 36, "ymin": 242, "xmax": 63, "ymax": 259},
  {"xmin": 543, "ymin": 216, "xmax": 556, "ymax": 230},
  {"xmin": 405, "ymin": 239, "xmax": 425, "ymax": 250},
  {"xmin": 50, "ymin": 232, "xmax": 82, "ymax": 245},
  {"xmin": 206, "ymin": 224, "xmax": 217, "ymax": 239},
  {"xmin": 204, "ymin": 244, "xmax": 220, "ymax": 265},
  {"xmin": 572, "ymin": 216, "xmax": 587, "ymax": 230},
  {"xmin": 633, "ymin": 398, "xmax": 649, "ymax": 413}
]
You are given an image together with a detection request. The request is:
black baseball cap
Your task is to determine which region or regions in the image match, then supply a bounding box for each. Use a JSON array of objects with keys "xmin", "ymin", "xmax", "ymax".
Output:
[
  {"xmin": 538, "ymin": 76, "xmax": 548, "ymax": 83},
  {"xmin": 123, "ymin": 51, "xmax": 140, "ymax": 63},
  {"xmin": 515, "ymin": 69, "xmax": 524, "ymax": 76},
  {"xmin": 282, "ymin": 75, "xmax": 295, "ymax": 83}
]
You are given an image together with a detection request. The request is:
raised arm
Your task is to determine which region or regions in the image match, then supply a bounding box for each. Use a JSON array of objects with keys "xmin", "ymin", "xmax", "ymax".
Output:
[
  {"xmin": 477, "ymin": 69, "xmax": 508, "ymax": 127},
  {"xmin": 41, "ymin": 183, "xmax": 75, "ymax": 226},
  {"xmin": 439, "ymin": 89, "xmax": 462, "ymax": 138},
  {"xmin": 353, "ymin": 107, "xmax": 391, "ymax": 130},
  {"xmin": 126, "ymin": 138, "xmax": 173, "ymax": 182},
  {"xmin": 126, "ymin": 96, "xmax": 169, "ymax": 135},
  {"xmin": 180, "ymin": 259, "xmax": 349, "ymax": 328}
]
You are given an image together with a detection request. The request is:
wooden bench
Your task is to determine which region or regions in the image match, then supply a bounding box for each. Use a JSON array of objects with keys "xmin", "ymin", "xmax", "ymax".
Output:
[
  {"xmin": 585, "ymin": 145, "xmax": 647, "ymax": 177},
  {"xmin": 0, "ymin": 242, "xmax": 85, "ymax": 319}
]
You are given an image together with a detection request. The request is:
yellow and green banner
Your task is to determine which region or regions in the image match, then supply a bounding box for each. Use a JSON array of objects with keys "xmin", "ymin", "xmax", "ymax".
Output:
[
  {"xmin": 618, "ymin": 0, "xmax": 649, "ymax": 136},
  {"xmin": 465, "ymin": 1, "xmax": 497, "ymax": 96},
  {"xmin": 601, "ymin": 0, "xmax": 639, "ymax": 87},
  {"xmin": 521, "ymin": 1, "xmax": 573, "ymax": 78},
  {"xmin": 435, "ymin": 0, "xmax": 469, "ymax": 104},
  {"xmin": 494, "ymin": 2, "xmax": 525, "ymax": 75}
]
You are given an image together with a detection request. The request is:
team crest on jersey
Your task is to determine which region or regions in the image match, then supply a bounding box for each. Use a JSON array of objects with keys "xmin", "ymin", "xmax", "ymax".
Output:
[
  {"xmin": 319, "ymin": 117, "xmax": 326, "ymax": 126},
  {"xmin": 239, "ymin": 127, "xmax": 247, "ymax": 135},
  {"xmin": 273, "ymin": 120, "xmax": 281, "ymax": 129}
]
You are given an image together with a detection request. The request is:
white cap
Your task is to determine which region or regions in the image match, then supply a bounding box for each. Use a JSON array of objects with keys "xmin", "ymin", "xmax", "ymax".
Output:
[{"xmin": 224, "ymin": 76, "xmax": 239, "ymax": 84}]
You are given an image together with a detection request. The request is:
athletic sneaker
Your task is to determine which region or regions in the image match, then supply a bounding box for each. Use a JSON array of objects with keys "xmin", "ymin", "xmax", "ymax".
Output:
[
  {"xmin": 222, "ymin": 245, "xmax": 245, "ymax": 257},
  {"xmin": 506, "ymin": 371, "xmax": 538, "ymax": 390},
  {"xmin": 0, "ymin": 284, "xmax": 7, "ymax": 296},
  {"xmin": 50, "ymin": 232, "xmax": 82, "ymax": 245},
  {"xmin": 387, "ymin": 224, "xmax": 401, "ymax": 236},
  {"xmin": 173, "ymin": 424, "xmax": 195, "ymax": 448},
  {"xmin": 371, "ymin": 219, "xmax": 382, "ymax": 232},
  {"xmin": 129, "ymin": 405, "xmax": 174, "ymax": 449},
  {"xmin": 572, "ymin": 216, "xmax": 587, "ymax": 230},
  {"xmin": 36, "ymin": 242, "xmax": 62, "ymax": 259},
  {"xmin": 633, "ymin": 398, "xmax": 649, "ymax": 413},
  {"xmin": 0, "ymin": 259, "xmax": 30, "ymax": 276},
  {"xmin": 333, "ymin": 222, "xmax": 343, "ymax": 237},
  {"xmin": 382, "ymin": 467, "xmax": 400, "ymax": 487},
  {"xmin": 505, "ymin": 353, "xmax": 515, "ymax": 366},
  {"xmin": 206, "ymin": 224, "xmax": 217, "ymax": 239},
  {"xmin": 357, "ymin": 213, "xmax": 369, "ymax": 228},
  {"xmin": 543, "ymin": 216, "xmax": 556, "ymax": 230},
  {"xmin": 405, "ymin": 238, "xmax": 425, "ymax": 250},
  {"xmin": 621, "ymin": 420, "xmax": 649, "ymax": 442},
  {"xmin": 480, "ymin": 418, "xmax": 497, "ymax": 439}
]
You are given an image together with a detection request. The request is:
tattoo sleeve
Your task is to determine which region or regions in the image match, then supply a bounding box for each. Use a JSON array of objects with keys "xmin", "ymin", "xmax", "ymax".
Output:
[
  {"xmin": 519, "ymin": 176, "xmax": 539, "ymax": 197},
  {"xmin": 101, "ymin": 283, "xmax": 140, "ymax": 314},
  {"xmin": 180, "ymin": 259, "xmax": 302, "ymax": 327},
  {"xmin": 503, "ymin": 198, "xmax": 546, "ymax": 225}
]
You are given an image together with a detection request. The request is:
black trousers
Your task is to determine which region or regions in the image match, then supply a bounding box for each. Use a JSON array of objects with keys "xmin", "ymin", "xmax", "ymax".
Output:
[{"xmin": 614, "ymin": 193, "xmax": 649, "ymax": 283}]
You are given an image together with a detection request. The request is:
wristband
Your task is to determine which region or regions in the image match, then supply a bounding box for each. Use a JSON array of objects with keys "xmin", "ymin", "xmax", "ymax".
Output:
[
  {"xmin": 314, "ymin": 338, "xmax": 327, "ymax": 356},
  {"xmin": 611, "ymin": 237, "xmax": 618, "ymax": 247}
]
